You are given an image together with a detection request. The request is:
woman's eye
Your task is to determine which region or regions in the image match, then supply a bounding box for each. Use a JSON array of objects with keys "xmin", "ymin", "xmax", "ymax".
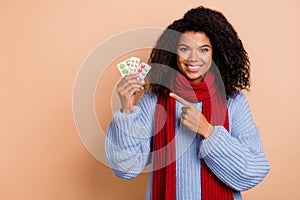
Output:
[
  {"xmin": 179, "ymin": 47, "xmax": 189, "ymax": 52},
  {"xmin": 199, "ymin": 48, "xmax": 209, "ymax": 53}
]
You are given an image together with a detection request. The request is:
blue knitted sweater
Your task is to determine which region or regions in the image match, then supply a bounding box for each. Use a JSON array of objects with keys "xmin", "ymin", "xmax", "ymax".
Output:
[{"xmin": 105, "ymin": 92, "xmax": 270, "ymax": 200}]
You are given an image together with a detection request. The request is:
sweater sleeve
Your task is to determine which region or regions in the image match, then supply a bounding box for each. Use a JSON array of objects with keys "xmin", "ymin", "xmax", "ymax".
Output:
[
  {"xmin": 105, "ymin": 93, "xmax": 156, "ymax": 180},
  {"xmin": 199, "ymin": 92, "xmax": 270, "ymax": 191}
]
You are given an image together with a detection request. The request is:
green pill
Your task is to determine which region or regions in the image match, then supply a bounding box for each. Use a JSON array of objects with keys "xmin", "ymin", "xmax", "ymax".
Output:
[{"xmin": 119, "ymin": 64, "xmax": 125, "ymax": 69}]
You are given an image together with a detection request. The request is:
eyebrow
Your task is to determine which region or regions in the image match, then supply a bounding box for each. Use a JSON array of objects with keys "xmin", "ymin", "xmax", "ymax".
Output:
[{"xmin": 177, "ymin": 44, "xmax": 211, "ymax": 48}]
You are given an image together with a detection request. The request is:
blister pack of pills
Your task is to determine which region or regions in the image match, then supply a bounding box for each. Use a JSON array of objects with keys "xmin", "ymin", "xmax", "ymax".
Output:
[{"xmin": 117, "ymin": 56, "xmax": 151, "ymax": 80}]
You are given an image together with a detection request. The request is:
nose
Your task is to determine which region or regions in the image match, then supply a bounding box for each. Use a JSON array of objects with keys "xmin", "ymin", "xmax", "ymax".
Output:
[{"xmin": 188, "ymin": 49, "xmax": 198, "ymax": 62}]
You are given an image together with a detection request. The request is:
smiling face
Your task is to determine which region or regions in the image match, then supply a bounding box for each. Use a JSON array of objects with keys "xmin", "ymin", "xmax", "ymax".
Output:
[{"xmin": 176, "ymin": 31, "xmax": 213, "ymax": 83}]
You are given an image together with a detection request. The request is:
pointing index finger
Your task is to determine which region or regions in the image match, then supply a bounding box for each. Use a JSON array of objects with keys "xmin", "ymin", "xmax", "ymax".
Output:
[{"xmin": 169, "ymin": 93, "xmax": 192, "ymax": 107}]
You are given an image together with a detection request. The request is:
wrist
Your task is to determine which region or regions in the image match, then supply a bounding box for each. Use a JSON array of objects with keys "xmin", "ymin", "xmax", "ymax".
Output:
[
  {"xmin": 203, "ymin": 124, "xmax": 214, "ymax": 139},
  {"xmin": 121, "ymin": 107, "xmax": 131, "ymax": 114}
]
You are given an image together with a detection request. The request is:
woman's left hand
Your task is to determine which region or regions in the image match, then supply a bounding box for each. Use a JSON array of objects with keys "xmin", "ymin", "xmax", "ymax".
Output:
[{"xmin": 169, "ymin": 93, "xmax": 214, "ymax": 138}]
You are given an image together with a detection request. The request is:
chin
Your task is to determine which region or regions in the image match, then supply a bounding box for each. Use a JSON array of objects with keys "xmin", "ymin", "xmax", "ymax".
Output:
[{"xmin": 186, "ymin": 74, "xmax": 203, "ymax": 83}]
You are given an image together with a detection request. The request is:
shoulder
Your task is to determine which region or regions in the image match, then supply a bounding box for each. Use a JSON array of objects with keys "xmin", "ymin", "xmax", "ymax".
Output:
[
  {"xmin": 137, "ymin": 90, "xmax": 158, "ymax": 111},
  {"xmin": 227, "ymin": 91, "xmax": 253, "ymax": 118},
  {"xmin": 227, "ymin": 91, "xmax": 248, "ymax": 108},
  {"xmin": 139, "ymin": 90, "xmax": 158, "ymax": 103},
  {"xmin": 226, "ymin": 91, "xmax": 256, "ymax": 123}
]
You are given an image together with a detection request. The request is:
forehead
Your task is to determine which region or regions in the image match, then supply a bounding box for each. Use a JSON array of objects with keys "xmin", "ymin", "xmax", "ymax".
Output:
[{"xmin": 178, "ymin": 31, "xmax": 211, "ymax": 46}]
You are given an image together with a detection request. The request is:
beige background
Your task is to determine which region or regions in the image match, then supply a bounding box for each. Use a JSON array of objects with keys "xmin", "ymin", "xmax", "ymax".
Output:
[{"xmin": 1, "ymin": 0, "xmax": 300, "ymax": 199}]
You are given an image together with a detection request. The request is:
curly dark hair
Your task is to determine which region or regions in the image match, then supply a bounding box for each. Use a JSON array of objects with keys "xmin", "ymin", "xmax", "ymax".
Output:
[{"xmin": 146, "ymin": 6, "xmax": 250, "ymax": 98}]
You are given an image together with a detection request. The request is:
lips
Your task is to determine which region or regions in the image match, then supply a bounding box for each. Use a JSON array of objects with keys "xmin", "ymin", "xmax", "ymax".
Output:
[{"xmin": 185, "ymin": 63, "xmax": 201, "ymax": 72}]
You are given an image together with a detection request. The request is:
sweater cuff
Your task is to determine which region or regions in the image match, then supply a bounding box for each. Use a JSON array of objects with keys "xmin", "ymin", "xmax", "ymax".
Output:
[
  {"xmin": 113, "ymin": 106, "xmax": 141, "ymax": 122},
  {"xmin": 112, "ymin": 106, "xmax": 151, "ymax": 139},
  {"xmin": 199, "ymin": 126, "xmax": 229, "ymax": 158}
]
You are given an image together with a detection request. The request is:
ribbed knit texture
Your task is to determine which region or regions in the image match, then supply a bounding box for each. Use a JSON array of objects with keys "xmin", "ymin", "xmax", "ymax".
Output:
[
  {"xmin": 105, "ymin": 92, "xmax": 270, "ymax": 200},
  {"xmin": 152, "ymin": 71, "xmax": 233, "ymax": 200}
]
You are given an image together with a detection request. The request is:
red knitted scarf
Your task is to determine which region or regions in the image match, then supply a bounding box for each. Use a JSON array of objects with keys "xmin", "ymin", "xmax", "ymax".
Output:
[{"xmin": 152, "ymin": 71, "xmax": 233, "ymax": 200}]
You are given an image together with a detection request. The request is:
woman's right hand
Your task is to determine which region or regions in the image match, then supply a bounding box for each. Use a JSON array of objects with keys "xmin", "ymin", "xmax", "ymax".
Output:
[{"xmin": 116, "ymin": 74, "xmax": 145, "ymax": 114}]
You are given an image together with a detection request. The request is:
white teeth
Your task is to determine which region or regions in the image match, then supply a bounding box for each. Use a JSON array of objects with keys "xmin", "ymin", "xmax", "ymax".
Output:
[{"xmin": 188, "ymin": 65, "xmax": 200, "ymax": 70}]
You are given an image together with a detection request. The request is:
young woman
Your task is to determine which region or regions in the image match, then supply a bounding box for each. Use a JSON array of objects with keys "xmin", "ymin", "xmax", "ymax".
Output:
[{"xmin": 106, "ymin": 6, "xmax": 270, "ymax": 200}]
